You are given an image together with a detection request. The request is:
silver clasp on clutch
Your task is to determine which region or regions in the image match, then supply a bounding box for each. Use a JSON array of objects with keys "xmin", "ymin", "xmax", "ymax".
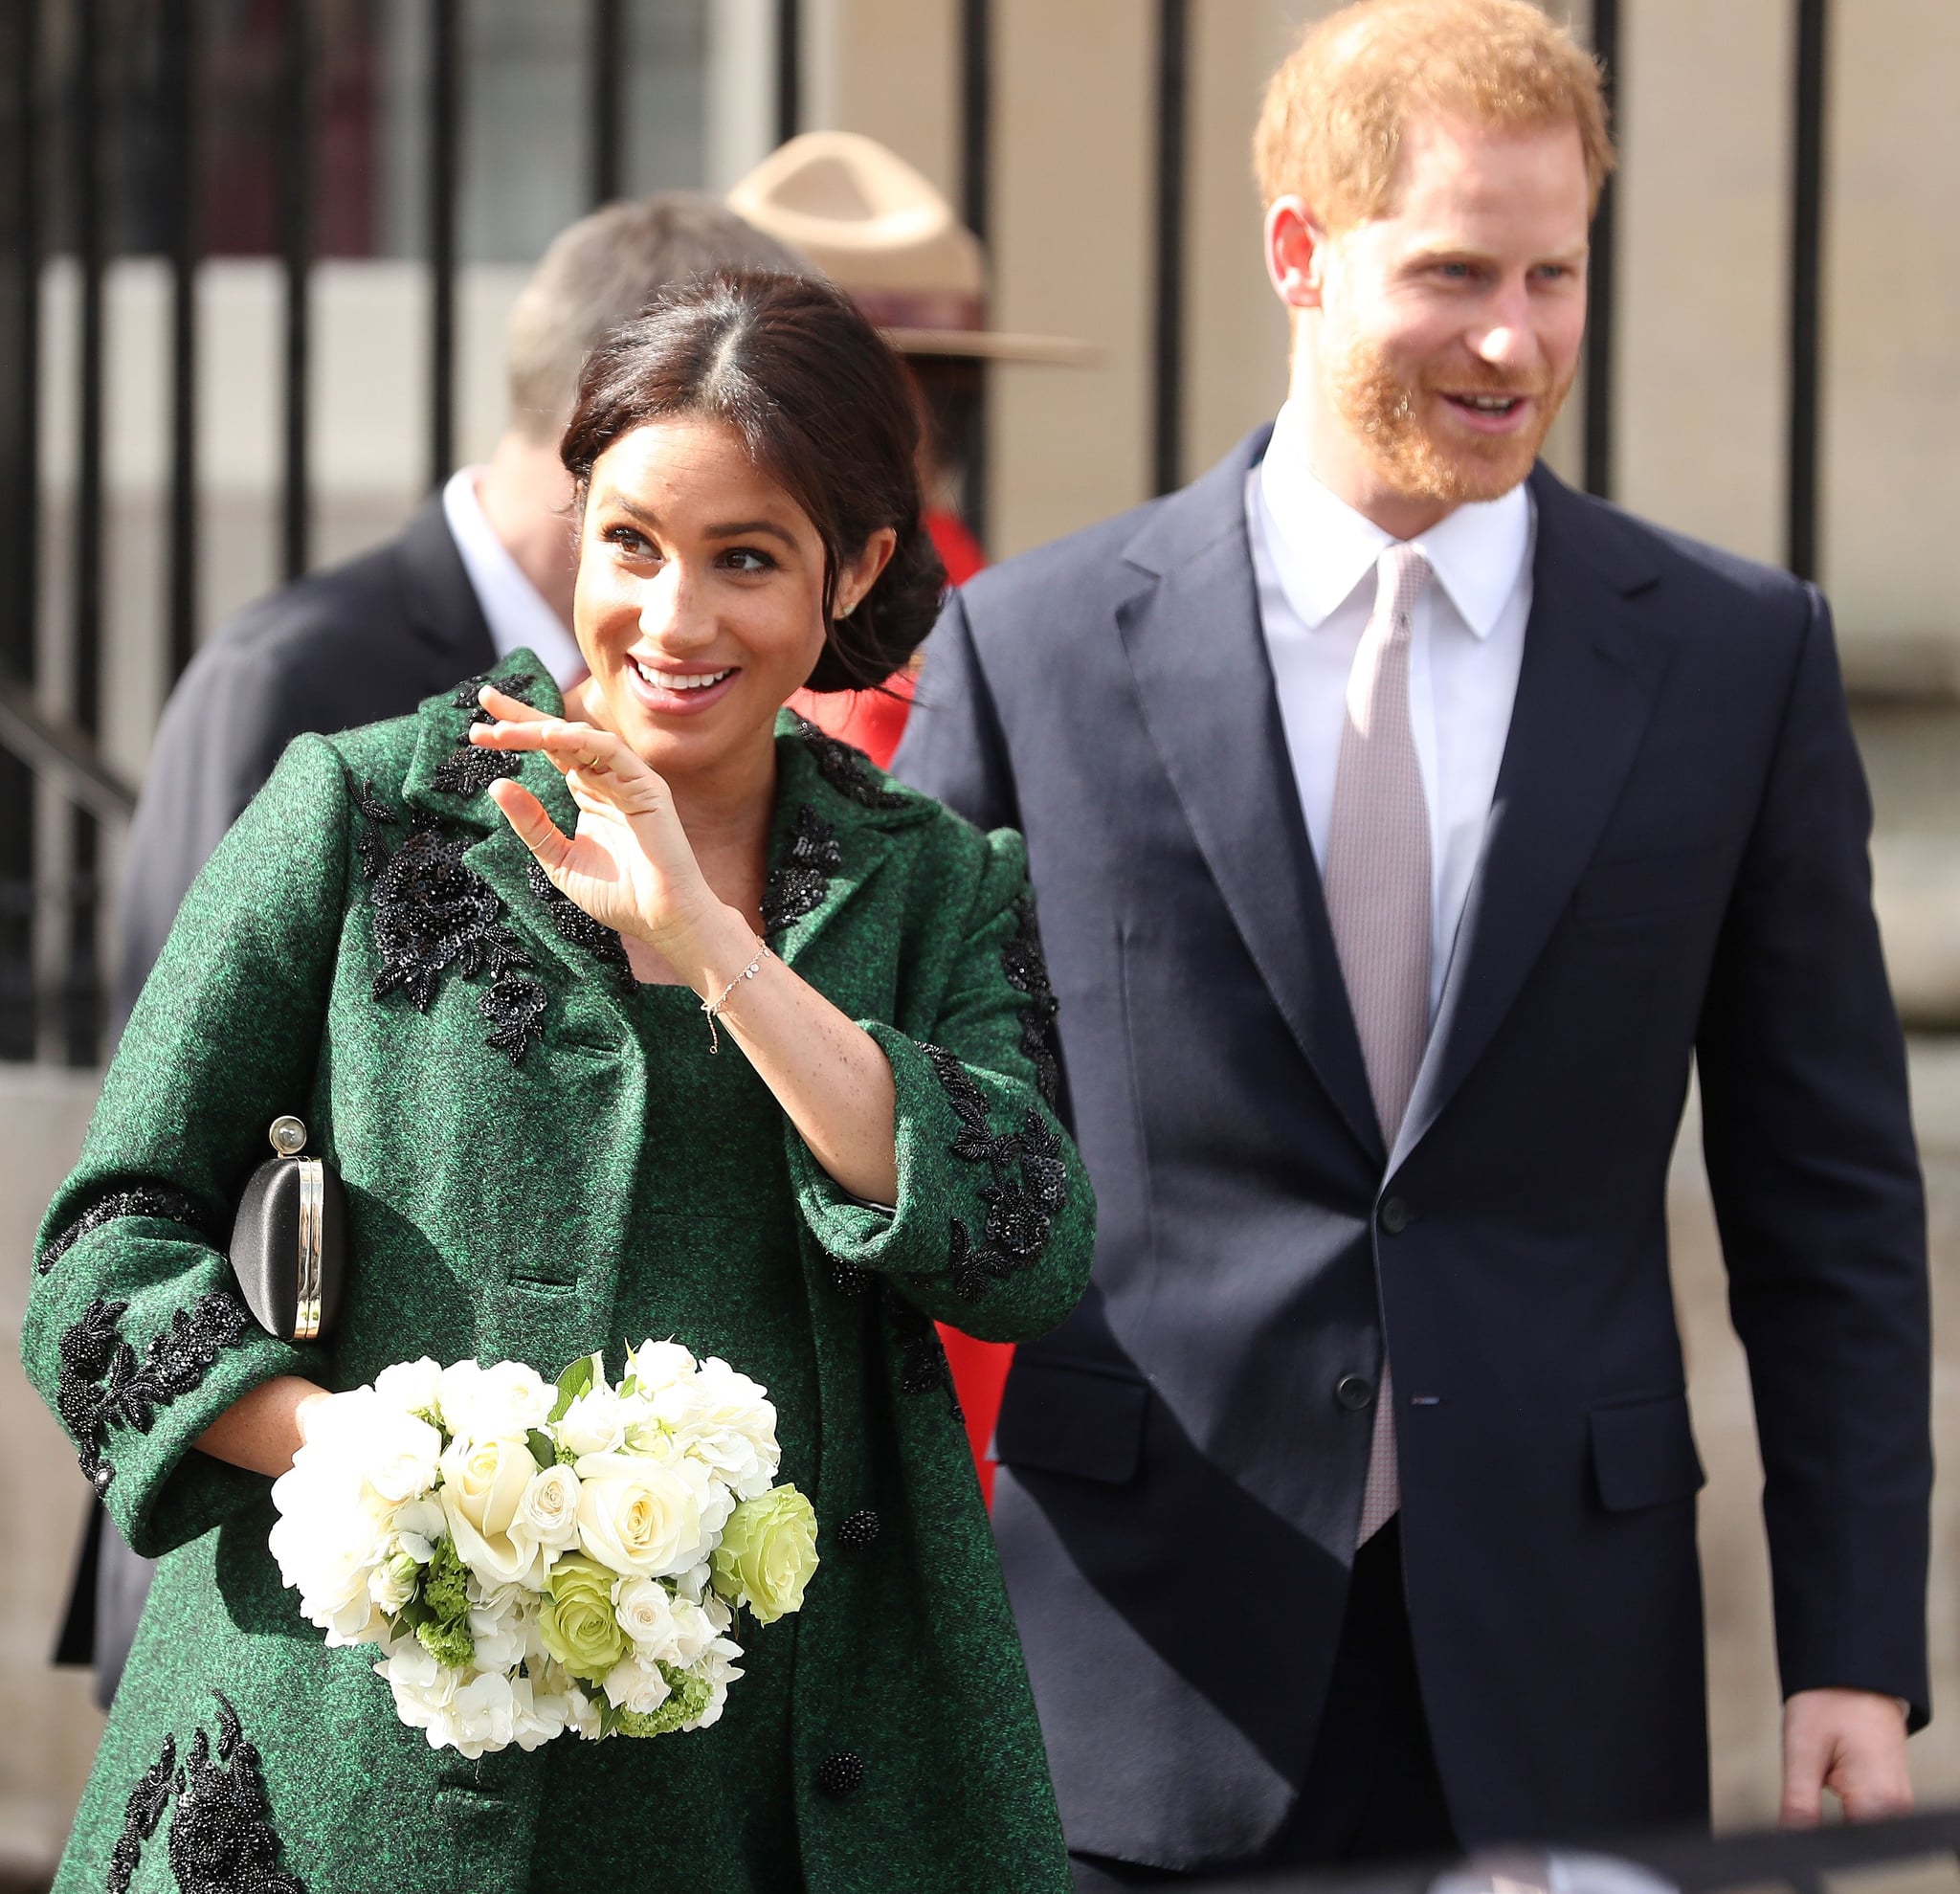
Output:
[{"xmin": 268, "ymin": 1117, "xmax": 325, "ymax": 1341}]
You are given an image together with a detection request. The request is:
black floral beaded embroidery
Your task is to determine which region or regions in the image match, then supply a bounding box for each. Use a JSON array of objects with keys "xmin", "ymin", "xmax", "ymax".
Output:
[
  {"xmin": 56, "ymin": 1291, "xmax": 253, "ymax": 1494},
  {"xmin": 346, "ymin": 774, "xmax": 401, "ymax": 881},
  {"xmin": 431, "ymin": 670, "xmax": 539, "ymax": 799},
  {"xmin": 791, "ymin": 714, "xmax": 906, "ymax": 810},
  {"xmin": 761, "ymin": 804, "xmax": 841, "ymax": 936},
  {"xmin": 479, "ymin": 975, "xmax": 548, "ymax": 1064},
  {"xmin": 882, "ymin": 1283, "xmax": 960, "ymax": 1414},
  {"xmin": 167, "ymin": 1691, "xmax": 304, "ymax": 1893},
  {"xmin": 110, "ymin": 1694, "xmax": 302, "ymax": 1894},
  {"xmin": 108, "ymin": 1733, "xmax": 176, "ymax": 1894},
  {"xmin": 358, "ymin": 811, "xmax": 550, "ymax": 1064},
  {"xmin": 525, "ymin": 859, "xmax": 634, "ymax": 990},
  {"xmin": 38, "ymin": 1183, "xmax": 209, "ymax": 1277},
  {"xmin": 920, "ymin": 1042, "xmax": 1070, "ymax": 1304},
  {"xmin": 1000, "ymin": 893, "xmax": 1061, "ymax": 1107}
]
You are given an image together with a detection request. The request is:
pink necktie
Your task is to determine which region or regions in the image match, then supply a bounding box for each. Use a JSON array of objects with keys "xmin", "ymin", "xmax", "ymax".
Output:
[{"xmin": 1322, "ymin": 544, "xmax": 1433, "ymax": 1548}]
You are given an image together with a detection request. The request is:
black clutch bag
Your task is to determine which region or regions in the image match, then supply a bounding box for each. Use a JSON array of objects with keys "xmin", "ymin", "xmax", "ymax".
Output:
[{"xmin": 229, "ymin": 1116, "xmax": 345, "ymax": 1342}]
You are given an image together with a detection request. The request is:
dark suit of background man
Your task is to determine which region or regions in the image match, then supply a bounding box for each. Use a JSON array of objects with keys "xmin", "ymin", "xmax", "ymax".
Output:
[
  {"xmin": 56, "ymin": 192, "xmax": 801, "ymax": 1707},
  {"xmin": 894, "ymin": 0, "xmax": 1930, "ymax": 1883}
]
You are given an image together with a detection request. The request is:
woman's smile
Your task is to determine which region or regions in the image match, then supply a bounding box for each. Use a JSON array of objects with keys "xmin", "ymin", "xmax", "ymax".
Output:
[{"xmin": 623, "ymin": 651, "xmax": 744, "ymax": 716}]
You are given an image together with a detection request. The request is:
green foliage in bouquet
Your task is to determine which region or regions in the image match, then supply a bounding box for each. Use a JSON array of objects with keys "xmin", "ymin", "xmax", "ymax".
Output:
[
  {"xmin": 393, "ymin": 1537, "xmax": 475, "ymax": 1670},
  {"xmin": 607, "ymin": 1664, "xmax": 713, "ymax": 1739}
]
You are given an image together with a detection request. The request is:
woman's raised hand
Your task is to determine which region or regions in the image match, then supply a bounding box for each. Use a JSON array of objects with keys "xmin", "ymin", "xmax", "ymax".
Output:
[{"xmin": 471, "ymin": 685, "xmax": 723, "ymax": 959}]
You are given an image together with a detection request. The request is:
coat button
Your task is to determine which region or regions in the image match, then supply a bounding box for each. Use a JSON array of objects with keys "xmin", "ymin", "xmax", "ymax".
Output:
[
  {"xmin": 1379, "ymin": 1196, "xmax": 1414, "ymax": 1235},
  {"xmin": 817, "ymin": 1751, "xmax": 866, "ymax": 1797},
  {"xmin": 1335, "ymin": 1374, "xmax": 1375, "ymax": 1412},
  {"xmin": 837, "ymin": 1509, "xmax": 881, "ymax": 1549}
]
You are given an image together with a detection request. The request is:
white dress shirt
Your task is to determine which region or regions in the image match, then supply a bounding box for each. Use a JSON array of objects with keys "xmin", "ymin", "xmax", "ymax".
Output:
[
  {"xmin": 441, "ymin": 466, "xmax": 586, "ymax": 689},
  {"xmin": 1246, "ymin": 401, "xmax": 1535, "ymax": 1017}
]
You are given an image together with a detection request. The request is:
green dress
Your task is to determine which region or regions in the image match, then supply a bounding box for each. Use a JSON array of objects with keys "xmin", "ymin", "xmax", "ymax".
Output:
[{"xmin": 22, "ymin": 651, "xmax": 1094, "ymax": 1893}]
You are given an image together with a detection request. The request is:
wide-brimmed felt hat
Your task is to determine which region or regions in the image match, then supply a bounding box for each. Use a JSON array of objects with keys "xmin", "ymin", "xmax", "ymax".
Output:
[{"xmin": 728, "ymin": 131, "xmax": 1095, "ymax": 365}]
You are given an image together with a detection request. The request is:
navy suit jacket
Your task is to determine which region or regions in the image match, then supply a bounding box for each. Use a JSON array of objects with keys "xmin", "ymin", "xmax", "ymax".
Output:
[{"xmin": 892, "ymin": 435, "xmax": 1930, "ymax": 1868}]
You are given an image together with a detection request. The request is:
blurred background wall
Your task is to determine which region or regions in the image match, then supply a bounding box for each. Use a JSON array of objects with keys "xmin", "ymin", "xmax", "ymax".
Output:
[{"xmin": 1, "ymin": 0, "xmax": 1956, "ymax": 1879}]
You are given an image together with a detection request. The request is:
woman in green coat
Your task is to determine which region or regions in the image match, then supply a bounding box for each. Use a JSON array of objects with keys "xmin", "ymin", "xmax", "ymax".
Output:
[{"xmin": 23, "ymin": 270, "xmax": 1094, "ymax": 1893}]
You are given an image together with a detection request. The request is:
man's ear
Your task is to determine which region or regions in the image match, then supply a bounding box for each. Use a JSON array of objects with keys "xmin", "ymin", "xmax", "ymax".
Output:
[{"xmin": 1264, "ymin": 197, "xmax": 1328, "ymax": 311}]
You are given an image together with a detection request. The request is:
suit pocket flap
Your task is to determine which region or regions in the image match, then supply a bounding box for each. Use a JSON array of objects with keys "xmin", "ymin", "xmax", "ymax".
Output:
[
  {"xmin": 1589, "ymin": 1393, "xmax": 1706, "ymax": 1511},
  {"xmin": 994, "ymin": 1359, "xmax": 1148, "ymax": 1486}
]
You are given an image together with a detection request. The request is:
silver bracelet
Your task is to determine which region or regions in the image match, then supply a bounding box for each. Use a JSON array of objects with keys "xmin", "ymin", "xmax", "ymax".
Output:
[{"xmin": 702, "ymin": 940, "xmax": 772, "ymax": 1053}]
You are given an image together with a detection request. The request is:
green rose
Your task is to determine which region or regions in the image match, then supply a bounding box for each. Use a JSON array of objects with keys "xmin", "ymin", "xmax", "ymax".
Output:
[
  {"xmin": 539, "ymin": 1554, "xmax": 630, "ymax": 1683},
  {"xmin": 709, "ymin": 1485, "xmax": 819, "ymax": 1625}
]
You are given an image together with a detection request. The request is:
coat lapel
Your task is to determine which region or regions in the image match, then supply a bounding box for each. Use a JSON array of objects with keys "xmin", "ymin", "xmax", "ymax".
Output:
[
  {"xmin": 1116, "ymin": 431, "xmax": 1383, "ymax": 1164},
  {"xmin": 1391, "ymin": 466, "xmax": 1673, "ymax": 1169}
]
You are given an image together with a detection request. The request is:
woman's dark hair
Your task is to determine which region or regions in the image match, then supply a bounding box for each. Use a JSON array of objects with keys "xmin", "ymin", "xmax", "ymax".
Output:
[{"xmin": 560, "ymin": 269, "xmax": 947, "ymax": 693}]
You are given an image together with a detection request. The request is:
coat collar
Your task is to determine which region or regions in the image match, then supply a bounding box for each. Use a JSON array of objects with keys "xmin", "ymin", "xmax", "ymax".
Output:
[{"xmin": 396, "ymin": 656, "xmax": 929, "ymax": 1010}]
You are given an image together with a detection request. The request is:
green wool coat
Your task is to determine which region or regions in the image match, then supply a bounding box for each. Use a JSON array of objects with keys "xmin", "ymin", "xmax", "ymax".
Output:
[{"xmin": 22, "ymin": 651, "xmax": 1094, "ymax": 1894}]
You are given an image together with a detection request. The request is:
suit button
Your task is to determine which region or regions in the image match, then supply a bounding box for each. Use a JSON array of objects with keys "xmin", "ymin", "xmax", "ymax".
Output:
[
  {"xmin": 1379, "ymin": 1196, "xmax": 1414, "ymax": 1235},
  {"xmin": 1335, "ymin": 1374, "xmax": 1375, "ymax": 1412},
  {"xmin": 837, "ymin": 1509, "xmax": 880, "ymax": 1549}
]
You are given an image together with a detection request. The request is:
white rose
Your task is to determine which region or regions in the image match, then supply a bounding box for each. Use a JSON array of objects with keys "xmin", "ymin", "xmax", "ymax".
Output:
[
  {"xmin": 438, "ymin": 1436, "xmax": 541, "ymax": 1587},
  {"xmin": 601, "ymin": 1650, "xmax": 674, "ymax": 1715},
  {"xmin": 372, "ymin": 1356, "xmax": 444, "ymax": 1421},
  {"xmin": 555, "ymin": 1386, "xmax": 630, "ymax": 1458},
  {"xmin": 651, "ymin": 1358, "xmax": 780, "ymax": 1500},
  {"xmin": 510, "ymin": 1463, "xmax": 582, "ymax": 1570},
  {"xmin": 626, "ymin": 1339, "xmax": 696, "ymax": 1393},
  {"xmin": 573, "ymin": 1452, "xmax": 716, "ymax": 1577},
  {"xmin": 611, "ymin": 1574, "xmax": 680, "ymax": 1661},
  {"xmin": 440, "ymin": 1360, "xmax": 555, "ymax": 1444}
]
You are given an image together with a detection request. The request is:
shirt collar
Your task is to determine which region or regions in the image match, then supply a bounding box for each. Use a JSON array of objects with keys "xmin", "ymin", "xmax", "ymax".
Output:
[
  {"xmin": 441, "ymin": 466, "xmax": 586, "ymax": 687},
  {"xmin": 1256, "ymin": 399, "xmax": 1532, "ymax": 640}
]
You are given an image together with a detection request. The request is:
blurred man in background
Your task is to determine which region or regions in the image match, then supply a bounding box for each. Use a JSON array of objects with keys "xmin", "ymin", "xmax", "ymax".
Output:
[
  {"xmin": 897, "ymin": 0, "xmax": 1929, "ymax": 1882},
  {"xmin": 56, "ymin": 190, "xmax": 800, "ymax": 1707}
]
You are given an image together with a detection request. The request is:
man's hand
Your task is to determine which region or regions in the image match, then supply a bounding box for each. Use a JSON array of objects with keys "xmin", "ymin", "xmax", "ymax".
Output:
[{"xmin": 1780, "ymin": 1687, "xmax": 1913, "ymax": 1827}]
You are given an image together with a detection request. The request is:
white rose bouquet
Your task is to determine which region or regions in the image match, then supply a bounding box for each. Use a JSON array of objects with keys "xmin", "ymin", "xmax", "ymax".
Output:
[{"xmin": 268, "ymin": 1341, "xmax": 818, "ymax": 1757}]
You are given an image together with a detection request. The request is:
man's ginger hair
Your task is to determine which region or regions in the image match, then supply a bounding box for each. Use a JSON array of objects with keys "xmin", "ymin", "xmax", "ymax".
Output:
[{"xmin": 1254, "ymin": 0, "xmax": 1615, "ymax": 228}]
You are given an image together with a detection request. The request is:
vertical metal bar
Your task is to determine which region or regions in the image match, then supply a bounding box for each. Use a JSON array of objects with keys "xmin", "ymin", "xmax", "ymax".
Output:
[
  {"xmin": 1787, "ymin": 0, "xmax": 1828, "ymax": 580},
  {"xmin": 163, "ymin": 0, "xmax": 199, "ymax": 680},
  {"xmin": 429, "ymin": 0, "xmax": 459, "ymax": 490},
  {"xmin": 959, "ymin": 0, "xmax": 991, "ymax": 548},
  {"xmin": 279, "ymin": 0, "xmax": 313, "ymax": 579},
  {"xmin": 0, "ymin": 0, "xmax": 42, "ymax": 1058},
  {"xmin": 775, "ymin": 0, "xmax": 800, "ymax": 145},
  {"xmin": 67, "ymin": 0, "xmax": 106, "ymax": 1065},
  {"xmin": 589, "ymin": 0, "xmax": 625, "ymax": 206},
  {"xmin": 1150, "ymin": 0, "xmax": 1188, "ymax": 498},
  {"xmin": 1582, "ymin": 0, "xmax": 1618, "ymax": 499}
]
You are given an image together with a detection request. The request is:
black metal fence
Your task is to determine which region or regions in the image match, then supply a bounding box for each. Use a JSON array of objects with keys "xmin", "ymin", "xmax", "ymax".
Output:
[{"xmin": 0, "ymin": 0, "xmax": 1836, "ymax": 1068}]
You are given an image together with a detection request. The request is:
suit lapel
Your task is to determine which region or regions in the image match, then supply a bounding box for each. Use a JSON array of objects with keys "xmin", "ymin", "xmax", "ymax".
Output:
[
  {"xmin": 1392, "ymin": 467, "xmax": 1673, "ymax": 1168},
  {"xmin": 394, "ymin": 493, "xmax": 499, "ymax": 676},
  {"xmin": 1116, "ymin": 433, "xmax": 1383, "ymax": 1164}
]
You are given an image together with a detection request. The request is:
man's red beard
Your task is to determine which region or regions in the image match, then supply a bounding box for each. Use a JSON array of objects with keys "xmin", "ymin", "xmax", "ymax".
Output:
[{"xmin": 1327, "ymin": 340, "xmax": 1574, "ymax": 504}]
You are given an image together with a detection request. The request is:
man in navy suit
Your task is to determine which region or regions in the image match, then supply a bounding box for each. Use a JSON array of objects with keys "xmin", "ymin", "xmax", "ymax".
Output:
[{"xmin": 893, "ymin": 0, "xmax": 1929, "ymax": 1882}]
